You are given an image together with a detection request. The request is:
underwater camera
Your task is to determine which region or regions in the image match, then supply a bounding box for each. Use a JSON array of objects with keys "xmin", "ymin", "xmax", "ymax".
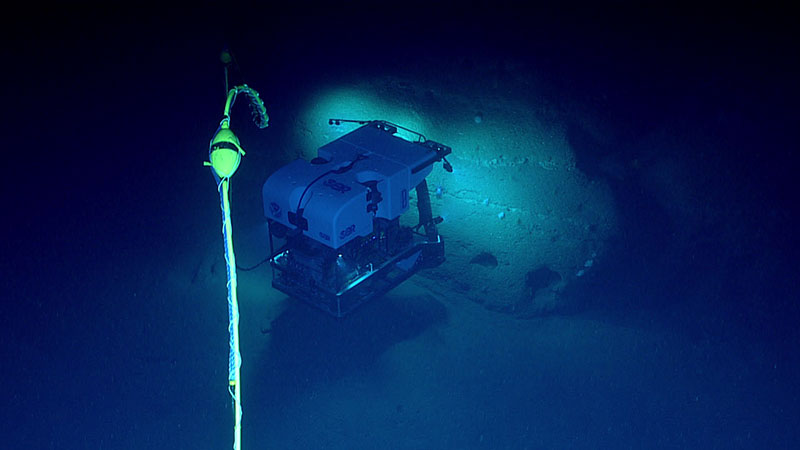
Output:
[{"xmin": 263, "ymin": 120, "xmax": 452, "ymax": 316}]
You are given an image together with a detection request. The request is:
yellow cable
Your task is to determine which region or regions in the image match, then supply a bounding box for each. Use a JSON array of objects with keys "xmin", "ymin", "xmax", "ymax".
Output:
[
  {"xmin": 220, "ymin": 178, "xmax": 243, "ymax": 450},
  {"xmin": 209, "ymin": 83, "xmax": 267, "ymax": 450}
]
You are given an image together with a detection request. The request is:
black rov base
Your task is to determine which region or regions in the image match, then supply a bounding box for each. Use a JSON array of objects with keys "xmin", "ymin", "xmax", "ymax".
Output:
[
  {"xmin": 268, "ymin": 179, "xmax": 445, "ymax": 317},
  {"xmin": 270, "ymin": 228, "xmax": 443, "ymax": 317}
]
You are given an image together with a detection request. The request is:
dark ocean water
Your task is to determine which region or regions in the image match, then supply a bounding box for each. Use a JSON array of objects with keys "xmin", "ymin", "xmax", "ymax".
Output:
[{"xmin": 2, "ymin": 3, "xmax": 798, "ymax": 449}]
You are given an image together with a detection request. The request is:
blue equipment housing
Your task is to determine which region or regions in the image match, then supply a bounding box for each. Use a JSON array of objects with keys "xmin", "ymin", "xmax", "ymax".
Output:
[{"xmin": 263, "ymin": 120, "xmax": 451, "ymax": 316}]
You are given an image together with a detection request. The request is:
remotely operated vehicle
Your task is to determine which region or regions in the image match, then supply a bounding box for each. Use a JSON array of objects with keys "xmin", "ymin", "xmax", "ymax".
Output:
[{"xmin": 263, "ymin": 119, "xmax": 452, "ymax": 316}]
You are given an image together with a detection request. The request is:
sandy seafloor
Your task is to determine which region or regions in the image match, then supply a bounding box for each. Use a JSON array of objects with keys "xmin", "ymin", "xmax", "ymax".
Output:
[
  {"xmin": 2, "ymin": 4, "xmax": 799, "ymax": 449},
  {"xmin": 9, "ymin": 232, "xmax": 795, "ymax": 449},
  {"xmin": 6, "ymin": 202, "xmax": 797, "ymax": 449}
]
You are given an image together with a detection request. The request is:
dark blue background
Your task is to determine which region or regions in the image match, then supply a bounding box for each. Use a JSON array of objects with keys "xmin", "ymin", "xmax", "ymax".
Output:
[{"xmin": 2, "ymin": 2, "xmax": 798, "ymax": 448}]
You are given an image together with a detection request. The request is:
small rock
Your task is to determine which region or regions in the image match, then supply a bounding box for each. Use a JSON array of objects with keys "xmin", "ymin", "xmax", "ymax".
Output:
[{"xmin": 470, "ymin": 251, "xmax": 498, "ymax": 267}]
